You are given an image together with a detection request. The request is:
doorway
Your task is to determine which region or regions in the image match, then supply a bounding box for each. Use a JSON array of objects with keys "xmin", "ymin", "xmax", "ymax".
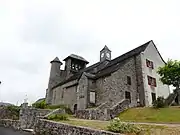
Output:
[{"xmin": 73, "ymin": 104, "xmax": 77, "ymax": 114}]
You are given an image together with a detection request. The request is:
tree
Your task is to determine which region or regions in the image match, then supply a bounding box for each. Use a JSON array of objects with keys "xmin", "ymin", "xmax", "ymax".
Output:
[{"xmin": 157, "ymin": 59, "xmax": 180, "ymax": 89}]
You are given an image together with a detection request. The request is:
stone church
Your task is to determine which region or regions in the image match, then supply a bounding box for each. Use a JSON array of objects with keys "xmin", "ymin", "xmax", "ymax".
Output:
[{"xmin": 45, "ymin": 40, "xmax": 170, "ymax": 112}]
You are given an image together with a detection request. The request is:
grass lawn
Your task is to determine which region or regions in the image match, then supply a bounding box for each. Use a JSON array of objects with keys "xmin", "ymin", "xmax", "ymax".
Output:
[
  {"xmin": 49, "ymin": 107, "xmax": 180, "ymax": 134},
  {"xmin": 61, "ymin": 119, "xmax": 109, "ymax": 130},
  {"xmin": 119, "ymin": 107, "xmax": 180, "ymax": 123},
  {"xmin": 59, "ymin": 118, "xmax": 180, "ymax": 135}
]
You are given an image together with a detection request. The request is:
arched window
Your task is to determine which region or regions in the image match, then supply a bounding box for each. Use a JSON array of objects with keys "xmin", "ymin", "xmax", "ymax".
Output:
[{"xmin": 75, "ymin": 64, "xmax": 78, "ymax": 70}]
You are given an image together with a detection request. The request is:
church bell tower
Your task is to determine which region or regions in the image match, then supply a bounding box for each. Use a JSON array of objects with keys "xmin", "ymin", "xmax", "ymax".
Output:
[{"xmin": 100, "ymin": 45, "xmax": 111, "ymax": 62}]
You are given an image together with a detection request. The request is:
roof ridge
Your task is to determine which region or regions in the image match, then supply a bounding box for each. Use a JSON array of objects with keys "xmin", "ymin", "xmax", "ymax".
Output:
[{"xmin": 97, "ymin": 40, "xmax": 151, "ymax": 72}]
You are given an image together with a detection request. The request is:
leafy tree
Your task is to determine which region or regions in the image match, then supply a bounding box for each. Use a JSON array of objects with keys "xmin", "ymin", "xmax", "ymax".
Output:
[{"xmin": 157, "ymin": 60, "xmax": 180, "ymax": 89}]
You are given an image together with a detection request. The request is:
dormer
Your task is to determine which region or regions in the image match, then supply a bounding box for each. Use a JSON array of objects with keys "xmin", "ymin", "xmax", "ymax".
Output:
[
  {"xmin": 63, "ymin": 54, "xmax": 89, "ymax": 74},
  {"xmin": 100, "ymin": 45, "xmax": 111, "ymax": 62}
]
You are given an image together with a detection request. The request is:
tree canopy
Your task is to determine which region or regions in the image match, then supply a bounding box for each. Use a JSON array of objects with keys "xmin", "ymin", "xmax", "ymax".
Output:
[{"xmin": 157, "ymin": 60, "xmax": 180, "ymax": 88}]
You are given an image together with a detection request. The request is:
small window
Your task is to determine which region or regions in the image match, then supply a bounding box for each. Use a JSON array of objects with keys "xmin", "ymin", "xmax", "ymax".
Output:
[
  {"xmin": 125, "ymin": 91, "xmax": 131, "ymax": 103},
  {"xmin": 127, "ymin": 76, "xmax": 131, "ymax": 85},
  {"xmin": 71, "ymin": 63, "xmax": 75, "ymax": 69},
  {"xmin": 146, "ymin": 59, "xmax": 154, "ymax": 69},
  {"xmin": 75, "ymin": 64, "xmax": 78, "ymax": 70},
  {"xmin": 151, "ymin": 93, "xmax": 156, "ymax": 103},
  {"xmin": 90, "ymin": 92, "xmax": 95, "ymax": 104},
  {"xmin": 61, "ymin": 90, "xmax": 64, "ymax": 98},
  {"xmin": 147, "ymin": 76, "xmax": 157, "ymax": 87}
]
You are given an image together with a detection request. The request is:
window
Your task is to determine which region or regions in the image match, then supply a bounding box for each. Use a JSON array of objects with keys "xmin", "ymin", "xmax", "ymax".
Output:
[
  {"xmin": 127, "ymin": 76, "xmax": 131, "ymax": 85},
  {"xmin": 75, "ymin": 64, "xmax": 78, "ymax": 70},
  {"xmin": 146, "ymin": 59, "xmax": 154, "ymax": 69},
  {"xmin": 90, "ymin": 92, "xmax": 95, "ymax": 104},
  {"xmin": 147, "ymin": 76, "xmax": 157, "ymax": 87},
  {"xmin": 61, "ymin": 90, "xmax": 64, "ymax": 98},
  {"xmin": 151, "ymin": 93, "xmax": 156, "ymax": 103},
  {"xmin": 125, "ymin": 91, "xmax": 131, "ymax": 103},
  {"xmin": 71, "ymin": 63, "xmax": 75, "ymax": 70}
]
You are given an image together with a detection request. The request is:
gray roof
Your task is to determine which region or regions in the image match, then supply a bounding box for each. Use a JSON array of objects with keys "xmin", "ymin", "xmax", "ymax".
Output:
[
  {"xmin": 52, "ymin": 40, "xmax": 152, "ymax": 89},
  {"xmin": 50, "ymin": 57, "xmax": 62, "ymax": 64},
  {"xmin": 63, "ymin": 54, "xmax": 89, "ymax": 63},
  {"xmin": 100, "ymin": 45, "xmax": 111, "ymax": 52}
]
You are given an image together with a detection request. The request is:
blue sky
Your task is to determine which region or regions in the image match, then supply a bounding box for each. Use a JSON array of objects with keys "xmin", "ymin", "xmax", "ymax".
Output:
[{"xmin": 0, "ymin": 0, "xmax": 180, "ymax": 105}]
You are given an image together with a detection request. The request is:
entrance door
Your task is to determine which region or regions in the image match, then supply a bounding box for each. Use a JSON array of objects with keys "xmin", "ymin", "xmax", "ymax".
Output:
[{"xmin": 73, "ymin": 104, "xmax": 77, "ymax": 114}]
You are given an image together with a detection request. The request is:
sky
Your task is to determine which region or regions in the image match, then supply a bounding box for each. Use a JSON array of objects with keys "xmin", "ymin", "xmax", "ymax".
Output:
[{"xmin": 0, "ymin": 0, "xmax": 180, "ymax": 105}]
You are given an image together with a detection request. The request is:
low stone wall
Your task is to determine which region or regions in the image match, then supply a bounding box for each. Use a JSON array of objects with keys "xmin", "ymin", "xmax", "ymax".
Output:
[
  {"xmin": 76, "ymin": 99, "xmax": 130, "ymax": 120},
  {"xmin": 34, "ymin": 119, "xmax": 121, "ymax": 135},
  {"xmin": 0, "ymin": 119, "xmax": 21, "ymax": 130},
  {"xmin": 76, "ymin": 109, "xmax": 110, "ymax": 120},
  {"xmin": 44, "ymin": 108, "xmax": 65, "ymax": 118},
  {"xmin": 109, "ymin": 99, "xmax": 130, "ymax": 119},
  {"xmin": 19, "ymin": 108, "xmax": 52, "ymax": 129},
  {"xmin": 96, "ymin": 102, "xmax": 112, "ymax": 110},
  {"xmin": 0, "ymin": 107, "xmax": 19, "ymax": 120}
]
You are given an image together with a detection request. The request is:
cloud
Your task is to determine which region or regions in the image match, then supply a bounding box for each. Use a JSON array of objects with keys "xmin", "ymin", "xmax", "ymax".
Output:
[{"xmin": 0, "ymin": 0, "xmax": 180, "ymax": 105}]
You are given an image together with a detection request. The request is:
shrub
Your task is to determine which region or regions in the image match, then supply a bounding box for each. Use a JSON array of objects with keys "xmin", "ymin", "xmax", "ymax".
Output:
[
  {"xmin": 107, "ymin": 118, "xmax": 142, "ymax": 134},
  {"xmin": 153, "ymin": 96, "xmax": 166, "ymax": 108},
  {"xmin": 47, "ymin": 114, "xmax": 69, "ymax": 121},
  {"xmin": 32, "ymin": 99, "xmax": 47, "ymax": 109},
  {"xmin": 32, "ymin": 100, "xmax": 72, "ymax": 114},
  {"xmin": 6, "ymin": 105, "xmax": 20, "ymax": 120}
]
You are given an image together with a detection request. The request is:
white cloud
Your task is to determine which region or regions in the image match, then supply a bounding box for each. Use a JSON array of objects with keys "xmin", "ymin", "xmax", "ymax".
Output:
[{"xmin": 0, "ymin": 0, "xmax": 180, "ymax": 105}]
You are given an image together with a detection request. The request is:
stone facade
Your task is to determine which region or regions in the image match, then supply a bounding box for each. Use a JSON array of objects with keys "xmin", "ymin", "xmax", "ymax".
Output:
[
  {"xmin": 52, "ymin": 80, "xmax": 78, "ymax": 111},
  {"xmin": 134, "ymin": 54, "xmax": 146, "ymax": 106},
  {"xmin": 34, "ymin": 119, "xmax": 121, "ymax": 135},
  {"xmin": 45, "ymin": 40, "xmax": 170, "ymax": 116},
  {"xmin": 95, "ymin": 57, "xmax": 138, "ymax": 108},
  {"xmin": 77, "ymin": 73, "xmax": 89, "ymax": 110}
]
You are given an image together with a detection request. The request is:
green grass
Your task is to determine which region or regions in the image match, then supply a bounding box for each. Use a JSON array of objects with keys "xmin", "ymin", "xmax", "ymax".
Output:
[
  {"xmin": 119, "ymin": 107, "xmax": 180, "ymax": 123},
  {"xmin": 61, "ymin": 119, "xmax": 109, "ymax": 130},
  {"xmin": 59, "ymin": 118, "xmax": 180, "ymax": 135}
]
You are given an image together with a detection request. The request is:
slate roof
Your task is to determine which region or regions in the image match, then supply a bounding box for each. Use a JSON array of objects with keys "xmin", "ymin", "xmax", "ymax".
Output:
[
  {"xmin": 50, "ymin": 57, "xmax": 63, "ymax": 64},
  {"xmin": 100, "ymin": 45, "xmax": 111, "ymax": 52},
  {"xmin": 51, "ymin": 61, "xmax": 101, "ymax": 89},
  {"xmin": 52, "ymin": 40, "xmax": 151, "ymax": 89},
  {"xmin": 94, "ymin": 40, "xmax": 151, "ymax": 78},
  {"xmin": 63, "ymin": 54, "xmax": 89, "ymax": 64}
]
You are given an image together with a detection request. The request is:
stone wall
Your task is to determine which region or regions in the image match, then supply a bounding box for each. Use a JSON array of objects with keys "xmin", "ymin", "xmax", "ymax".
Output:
[
  {"xmin": 52, "ymin": 80, "xmax": 78, "ymax": 112},
  {"xmin": 108, "ymin": 99, "xmax": 130, "ymax": 119},
  {"xmin": 34, "ymin": 119, "xmax": 121, "ymax": 135},
  {"xmin": 19, "ymin": 108, "xmax": 52, "ymax": 129},
  {"xmin": 77, "ymin": 73, "xmax": 89, "ymax": 110},
  {"xmin": 76, "ymin": 109, "xmax": 109, "ymax": 120},
  {"xmin": 135, "ymin": 54, "xmax": 145, "ymax": 106},
  {"xmin": 0, "ymin": 119, "xmax": 21, "ymax": 130},
  {"xmin": 76, "ymin": 99, "xmax": 130, "ymax": 120},
  {"xmin": 96, "ymin": 57, "xmax": 138, "ymax": 108},
  {"xmin": 0, "ymin": 107, "xmax": 19, "ymax": 120},
  {"xmin": 44, "ymin": 108, "xmax": 65, "ymax": 118}
]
